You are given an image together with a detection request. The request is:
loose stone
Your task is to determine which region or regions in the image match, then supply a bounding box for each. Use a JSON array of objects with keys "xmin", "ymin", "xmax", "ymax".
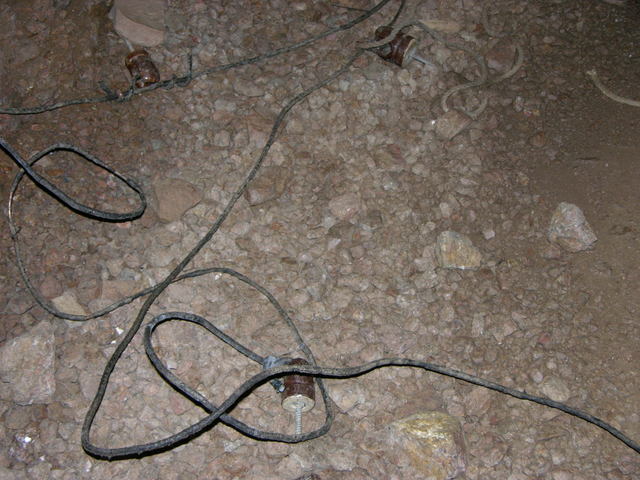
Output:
[
  {"xmin": 328, "ymin": 192, "xmax": 361, "ymax": 221},
  {"xmin": 435, "ymin": 231, "xmax": 482, "ymax": 269},
  {"xmin": 0, "ymin": 321, "xmax": 56, "ymax": 405},
  {"xmin": 547, "ymin": 202, "xmax": 597, "ymax": 252},
  {"xmin": 435, "ymin": 110, "xmax": 472, "ymax": 140},
  {"xmin": 244, "ymin": 165, "xmax": 291, "ymax": 206},
  {"xmin": 153, "ymin": 178, "xmax": 203, "ymax": 222},
  {"xmin": 382, "ymin": 412, "xmax": 466, "ymax": 480}
]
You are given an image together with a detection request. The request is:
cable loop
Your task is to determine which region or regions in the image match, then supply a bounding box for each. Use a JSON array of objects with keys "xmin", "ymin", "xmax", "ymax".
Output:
[{"xmin": 3, "ymin": 139, "xmax": 146, "ymax": 222}]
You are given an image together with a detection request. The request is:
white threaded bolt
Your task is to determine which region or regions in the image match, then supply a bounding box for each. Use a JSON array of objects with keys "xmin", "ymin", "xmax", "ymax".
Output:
[{"xmin": 294, "ymin": 402, "xmax": 303, "ymax": 435}]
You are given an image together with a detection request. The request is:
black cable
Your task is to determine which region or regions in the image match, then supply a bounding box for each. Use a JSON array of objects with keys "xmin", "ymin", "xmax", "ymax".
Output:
[
  {"xmin": 83, "ymin": 289, "xmax": 640, "ymax": 459},
  {"xmin": 140, "ymin": 343, "xmax": 640, "ymax": 458},
  {"xmin": 80, "ymin": 47, "xmax": 364, "ymax": 461},
  {"xmin": 0, "ymin": 0, "xmax": 395, "ymax": 115},
  {"xmin": 2, "ymin": 0, "xmax": 638, "ymax": 467},
  {"xmin": 2, "ymin": 140, "xmax": 146, "ymax": 222},
  {"xmin": 4, "ymin": 139, "xmax": 150, "ymax": 322},
  {"xmin": 81, "ymin": 46, "xmax": 640, "ymax": 462},
  {"xmin": 387, "ymin": 0, "xmax": 406, "ymax": 27},
  {"xmin": 3, "ymin": 0, "xmax": 400, "ymax": 325}
]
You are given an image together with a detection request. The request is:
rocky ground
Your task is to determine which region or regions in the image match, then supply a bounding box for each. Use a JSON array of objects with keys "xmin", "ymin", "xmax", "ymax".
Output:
[{"xmin": 1, "ymin": 0, "xmax": 639, "ymax": 479}]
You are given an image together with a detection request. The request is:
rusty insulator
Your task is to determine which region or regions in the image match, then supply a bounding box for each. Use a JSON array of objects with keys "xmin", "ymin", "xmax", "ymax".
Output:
[
  {"xmin": 374, "ymin": 25, "xmax": 417, "ymax": 68},
  {"xmin": 281, "ymin": 358, "xmax": 316, "ymax": 434},
  {"xmin": 125, "ymin": 49, "xmax": 160, "ymax": 88},
  {"xmin": 281, "ymin": 358, "xmax": 316, "ymax": 410}
]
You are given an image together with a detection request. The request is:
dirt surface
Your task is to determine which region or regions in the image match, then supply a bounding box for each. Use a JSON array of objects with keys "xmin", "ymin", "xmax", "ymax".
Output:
[{"xmin": 1, "ymin": 0, "xmax": 639, "ymax": 479}]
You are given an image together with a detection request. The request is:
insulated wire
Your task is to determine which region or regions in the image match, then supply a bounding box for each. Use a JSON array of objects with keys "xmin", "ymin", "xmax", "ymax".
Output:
[
  {"xmin": 0, "ymin": 0, "xmax": 395, "ymax": 115},
  {"xmin": 139, "ymin": 299, "xmax": 640, "ymax": 458},
  {"xmin": 143, "ymin": 350, "xmax": 640, "ymax": 456},
  {"xmin": 82, "ymin": 39, "xmax": 640, "ymax": 463},
  {"xmin": 3, "ymin": 0, "xmax": 398, "ymax": 324},
  {"xmin": 80, "ymin": 48, "xmax": 365, "ymax": 460},
  {"xmin": 1, "ymin": 0, "xmax": 638, "ymax": 464},
  {"xmin": 357, "ymin": 19, "xmax": 490, "ymax": 116}
]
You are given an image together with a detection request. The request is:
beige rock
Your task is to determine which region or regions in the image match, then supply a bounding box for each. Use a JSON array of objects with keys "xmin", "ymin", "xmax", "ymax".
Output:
[
  {"xmin": 112, "ymin": 0, "xmax": 165, "ymax": 47},
  {"xmin": 244, "ymin": 165, "xmax": 291, "ymax": 206},
  {"xmin": 422, "ymin": 19, "xmax": 463, "ymax": 34},
  {"xmin": 541, "ymin": 377, "xmax": 571, "ymax": 403},
  {"xmin": 383, "ymin": 412, "xmax": 467, "ymax": 479},
  {"xmin": 328, "ymin": 192, "xmax": 361, "ymax": 221},
  {"xmin": 153, "ymin": 177, "xmax": 203, "ymax": 222},
  {"xmin": 436, "ymin": 231, "xmax": 482, "ymax": 270},
  {"xmin": 51, "ymin": 290, "xmax": 88, "ymax": 316}
]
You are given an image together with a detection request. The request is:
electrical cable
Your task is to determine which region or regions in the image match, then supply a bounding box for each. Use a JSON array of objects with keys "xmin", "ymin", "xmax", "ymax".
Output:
[
  {"xmin": 0, "ymin": 0, "xmax": 395, "ymax": 116},
  {"xmin": 358, "ymin": 19, "xmax": 490, "ymax": 116},
  {"xmin": 79, "ymin": 47, "xmax": 365, "ymax": 461},
  {"xmin": 586, "ymin": 69, "xmax": 640, "ymax": 108},
  {"xmin": 2, "ymin": 140, "xmax": 150, "ymax": 323},
  {"xmin": 1, "ymin": 0, "xmax": 638, "ymax": 468},
  {"xmin": 2, "ymin": 140, "xmax": 146, "ymax": 222},
  {"xmin": 3, "ymin": 0, "xmax": 398, "ymax": 323}
]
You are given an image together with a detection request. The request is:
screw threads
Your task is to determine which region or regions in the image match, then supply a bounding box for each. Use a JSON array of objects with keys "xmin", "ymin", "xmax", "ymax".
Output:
[{"xmin": 294, "ymin": 403, "xmax": 303, "ymax": 435}]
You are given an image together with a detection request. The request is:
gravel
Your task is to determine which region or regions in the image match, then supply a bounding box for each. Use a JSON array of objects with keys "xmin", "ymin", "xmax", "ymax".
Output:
[{"xmin": 0, "ymin": 0, "xmax": 639, "ymax": 479}]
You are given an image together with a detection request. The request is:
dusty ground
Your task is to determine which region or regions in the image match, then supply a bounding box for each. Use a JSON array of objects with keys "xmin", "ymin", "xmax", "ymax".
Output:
[{"xmin": 1, "ymin": 0, "xmax": 639, "ymax": 479}]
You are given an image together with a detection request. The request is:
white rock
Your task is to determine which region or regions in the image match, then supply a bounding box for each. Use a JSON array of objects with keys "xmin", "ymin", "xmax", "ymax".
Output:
[
  {"xmin": 438, "ymin": 303, "xmax": 455, "ymax": 323},
  {"xmin": 111, "ymin": 0, "xmax": 165, "ymax": 47},
  {"xmin": 435, "ymin": 110, "xmax": 471, "ymax": 140},
  {"xmin": 233, "ymin": 78, "xmax": 263, "ymax": 97},
  {"xmin": 439, "ymin": 201, "xmax": 453, "ymax": 218},
  {"xmin": 482, "ymin": 228, "xmax": 495, "ymax": 240},
  {"xmin": 547, "ymin": 202, "xmax": 597, "ymax": 252},
  {"xmin": 328, "ymin": 382, "xmax": 367, "ymax": 414}
]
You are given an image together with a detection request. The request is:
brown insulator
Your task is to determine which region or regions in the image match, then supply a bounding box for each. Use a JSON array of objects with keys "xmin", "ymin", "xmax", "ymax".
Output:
[
  {"xmin": 125, "ymin": 49, "xmax": 160, "ymax": 88},
  {"xmin": 374, "ymin": 25, "xmax": 417, "ymax": 68},
  {"xmin": 281, "ymin": 358, "xmax": 316, "ymax": 413}
]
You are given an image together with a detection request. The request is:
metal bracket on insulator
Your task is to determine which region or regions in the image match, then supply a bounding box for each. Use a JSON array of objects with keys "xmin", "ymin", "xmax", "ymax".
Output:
[{"xmin": 374, "ymin": 25, "xmax": 431, "ymax": 68}]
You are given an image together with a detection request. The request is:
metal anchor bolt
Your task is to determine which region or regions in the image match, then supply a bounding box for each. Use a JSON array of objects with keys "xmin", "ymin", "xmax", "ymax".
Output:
[{"xmin": 281, "ymin": 358, "xmax": 316, "ymax": 435}]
